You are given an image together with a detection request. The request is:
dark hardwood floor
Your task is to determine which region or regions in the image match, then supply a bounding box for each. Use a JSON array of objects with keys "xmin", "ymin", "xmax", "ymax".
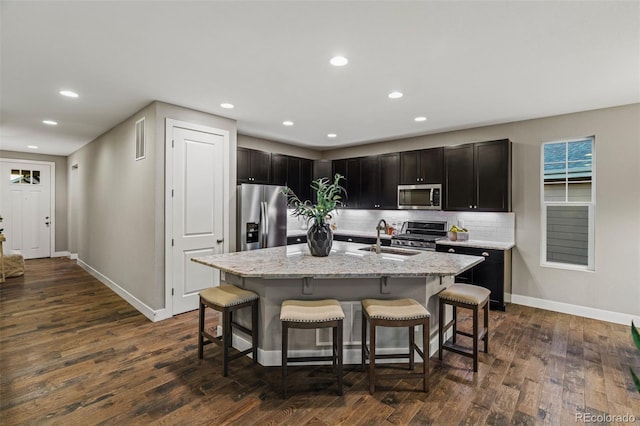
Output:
[{"xmin": 1, "ymin": 258, "xmax": 639, "ymax": 425}]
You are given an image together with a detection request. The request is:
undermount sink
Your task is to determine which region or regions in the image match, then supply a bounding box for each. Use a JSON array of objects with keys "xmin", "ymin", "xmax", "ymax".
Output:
[{"xmin": 358, "ymin": 245, "xmax": 420, "ymax": 256}]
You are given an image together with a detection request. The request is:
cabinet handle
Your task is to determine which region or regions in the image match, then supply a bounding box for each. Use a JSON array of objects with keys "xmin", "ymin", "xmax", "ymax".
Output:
[
  {"xmin": 296, "ymin": 238, "xmax": 301, "ymax": 242},
  {"xmin": 347, "ymin": 238, "xmax": 353, "ymax": 242},
  {"xmin": 469, "ymin": 205, "xmax": 473, "ymax": 208},
  {"xmin": 448, "ymin": 248, "xmax": 455, "ymax": 253},
  {"xmin": 482, "ymin": 252, "xmax": 489, "ymax": 257}
]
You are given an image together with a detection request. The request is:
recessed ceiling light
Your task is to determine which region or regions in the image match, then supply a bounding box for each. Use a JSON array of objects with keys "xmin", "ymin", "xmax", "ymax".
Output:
[
  {"xmin": 388, "ymin": 91, "xmax": 403, "ymax": 99},
  {"xmin": 414, "ymin": 116, "xmax": 427, "ymax": 122},
  {"xmin": 59, "ymin": 90, "xmax": 79, "ymax": 98},
  {"xmin": 27, "ymin": 145, "xmax": 39, "ymax": 149},
  {"xmin": 330, "ymin": 56, "xmax": 348, "ymax": 66},
  {"xmin": 282, "ymin": 120, "xmax": 294, "ymax": 126},
  {"xmin": 220, "ymin": 103, "xmax": 234, "ymax": 109},
  {"xmin": 327, "ymin": 133, "xmax": 337, "ymax": 138},
  {"xmin": 42, "ymin": 120, "xmax": 58, "ymax": 126}
]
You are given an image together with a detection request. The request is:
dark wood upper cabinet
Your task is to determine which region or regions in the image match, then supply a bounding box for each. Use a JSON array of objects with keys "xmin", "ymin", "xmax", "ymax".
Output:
[
  {"xmin": 399, "ymin": 147, "xmax": 443, "ymax": 184},
  {"xmin": 332, "ymin": 158, "xmax": 361, "ymax": 208},
  {"xmin": 444, "ymin": 139, "xmax": 511, "ymax": 212},
  {"xmin": 271, "ymin": 153, "xmax": 288, "ymax": 186},
  {"xmin": 299, "ymin": 158, "xmax": 313, "ymax": 202},
  {"xmin": 359, "ymin": 154, "xmax": 399, "ymax": 209},
  {"xmin": 379, "ymin": 153, "xmax": 400, "ymax": 208},
  {"xmin": 237, "ymin": 148, "xmax": 271, "ymax": 183}
]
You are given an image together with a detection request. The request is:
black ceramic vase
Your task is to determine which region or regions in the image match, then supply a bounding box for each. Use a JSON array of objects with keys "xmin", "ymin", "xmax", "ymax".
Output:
[{"xmin": 307, "ymin": 221, "xmax": 333, "ymax": 257}]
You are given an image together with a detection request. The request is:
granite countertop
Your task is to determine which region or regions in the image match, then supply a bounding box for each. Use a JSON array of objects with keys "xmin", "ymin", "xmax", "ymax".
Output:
[
  {"xmin": 192, "ymin": 241, "xmax": 483, "ymax": 279},
  {"xmin": 436, "ymin": 239, "xmax": 515, "ymax": 250}
]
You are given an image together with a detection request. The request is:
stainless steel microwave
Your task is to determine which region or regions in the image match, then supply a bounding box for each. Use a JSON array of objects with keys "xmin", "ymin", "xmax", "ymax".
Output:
[{"xmin": 397, "ymin": 184, "xmax": 442, "ymax": 210}]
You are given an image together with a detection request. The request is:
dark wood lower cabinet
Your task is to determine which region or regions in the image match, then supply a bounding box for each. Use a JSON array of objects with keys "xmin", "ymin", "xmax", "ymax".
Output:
[{"xmin": 436, "ymin": 244, "xmax": 512, "ymax": 311}]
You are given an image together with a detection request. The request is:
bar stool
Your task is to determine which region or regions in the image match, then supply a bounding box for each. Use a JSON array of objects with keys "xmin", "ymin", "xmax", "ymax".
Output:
[
  {"xmin": 280, "ymin": 299, "xmax": 345, "ymax": 398},
  {"xmin": 198, "ymin": 285, "xmax": 259, "ymax": 377},
  {"xmin": 438, "ymin": 283, "xmax": 490, "ymax": 372},
  {"xmin": 361, "ymin": 298, "xmax": 430, "ymax": 394}
]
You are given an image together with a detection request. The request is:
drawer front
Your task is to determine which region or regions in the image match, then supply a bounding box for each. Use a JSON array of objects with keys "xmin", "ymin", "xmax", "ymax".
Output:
[
  {"xmin": 287, "ymin": 235, "xmax": 307, "ymax": 245},
  {"xmin": 436, "ymin": 244, "xmax": 503, "ymax": 262},
  {"xmin": 334, "ymin": 235, "xmax": 391, "ymax": 246}
]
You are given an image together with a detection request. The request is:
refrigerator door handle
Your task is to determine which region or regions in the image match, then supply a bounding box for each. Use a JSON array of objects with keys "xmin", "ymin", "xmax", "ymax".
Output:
[
  {"xmin": 262, "ymin": 201, "xmax": 269, "ymax": 247},
  {"xmin": 260, "ymin": 201, "xmax": 267, "ymax": 248}
]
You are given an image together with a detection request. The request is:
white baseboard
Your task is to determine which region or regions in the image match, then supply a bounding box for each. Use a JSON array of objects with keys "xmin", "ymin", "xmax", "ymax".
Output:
[
  {"xmin": 53, "ymin": 251, "xmax": 70, "ymax": 258},
  {"xmin": 511, "ymin": 294, "xmax": 640, "ymax": 326},
  {"xmin": 69, "ymin": 253, "xmax": 78, "ymax": 260},
  {"xmin": 76, "ymin": 258, "xmax": 167, "ymax": 322}
]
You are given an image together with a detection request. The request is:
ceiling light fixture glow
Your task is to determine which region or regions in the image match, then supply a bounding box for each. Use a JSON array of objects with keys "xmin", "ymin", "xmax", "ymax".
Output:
[
  {"xmin": 327, "ymin": 133, "xmax": 337, "ymax": 138},
  {"xmin": 220, "ymin": 103, "xmax": 234, "ymax": 109},
  {"xmin": 414, "ymin": 116, "xmax": 427, "ymax": 122},
  {"xmin": 42, "ymin": 120, "xmax": 58, "ymax": 126},
  {"xmin": 59, "ymin": 90, "xmax": 79, "ymax": 98},
  {"xmin": 330, "ymin": 56, "xmax": 348, "ymax": 66},
  {"xmin": 27, "ymin": 145, "xmax": 39, "ymax": 149},
  {"xmin": 388, "ymin": 91, "xmax": 403, "ymax": 99},
  {"xmin": 282, "ymin": 120, "xmax": 294, "ymax": 126}
]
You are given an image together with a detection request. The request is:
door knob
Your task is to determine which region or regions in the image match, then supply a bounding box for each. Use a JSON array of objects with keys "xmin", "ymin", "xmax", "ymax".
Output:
[{"xmin": 216, "ymin": 238, "xmax": 224, "ymax": 244}]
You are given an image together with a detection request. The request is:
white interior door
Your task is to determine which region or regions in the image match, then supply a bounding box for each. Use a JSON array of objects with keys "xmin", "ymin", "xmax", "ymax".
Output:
[
  {"xmin": 0, "ymin": 161, "xmax": 52, "ymax": 259},
  {"xmin": 170, "ymin": 125, "xmax": 226, "ymax": 314}
]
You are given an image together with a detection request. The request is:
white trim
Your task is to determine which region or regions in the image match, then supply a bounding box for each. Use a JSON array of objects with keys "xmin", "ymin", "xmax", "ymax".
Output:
[
  {"xmin": 53, "ymin": 251, "xmax": 70, "ymax": 258},
  {"xmin": 164, "ymin": 119, "xmax": 230, "ymax": 317},
  {"xmin": 540, "ymin": 137, "xmax": 595, "ymax": 271},
  {"xmin": 511, "ymin": 294, "xmax": 640, "ymax": 326},
  {"xmin": 0, "ymin": 158, "xmax": 56, "ymax": 258},
  {"xmin": 69, "ymin": 253, "xmax": 78, "ymax": 260},
  {"xmin": 77, "ymin": 258, "xmax": 171, "ymax": 322}
]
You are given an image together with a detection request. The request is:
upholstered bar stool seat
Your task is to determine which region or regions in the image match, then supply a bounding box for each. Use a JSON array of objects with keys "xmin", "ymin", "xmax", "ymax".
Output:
[
  {"xmin": 361, "ymin": 298, "xmax": 430, "ymax": 394},
  {"xmin": 198, "ymin": 285, "xmax": 259, "ymax": 377},
  {"xmin": 280, "ymin": 299, "xmax": 345, "ymax": 398},
  {"xmin": 438, "ymin": 283, "xmax": 490, "ymax": 372}
]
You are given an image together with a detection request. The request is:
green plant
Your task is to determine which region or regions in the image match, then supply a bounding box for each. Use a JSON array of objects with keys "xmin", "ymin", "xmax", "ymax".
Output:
[
  {"xmin": 283, "ymin": 174, "xmax": 345, "ymax": 224},
  {"xmin": 631, "ymin": 321, "xmax": 640, "ymax": 393}
]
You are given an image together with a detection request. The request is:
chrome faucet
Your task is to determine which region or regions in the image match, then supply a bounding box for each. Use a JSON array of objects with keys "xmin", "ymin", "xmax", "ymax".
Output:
[{"xmin": 375, "ymin": 219, "xmax": 388, "ymax": 254}]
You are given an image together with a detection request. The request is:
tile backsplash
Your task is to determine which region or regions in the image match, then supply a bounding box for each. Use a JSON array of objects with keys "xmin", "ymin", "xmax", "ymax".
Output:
[{"xmin": 288, "ymin": 209, "xmax": 515, "ymax": 243}]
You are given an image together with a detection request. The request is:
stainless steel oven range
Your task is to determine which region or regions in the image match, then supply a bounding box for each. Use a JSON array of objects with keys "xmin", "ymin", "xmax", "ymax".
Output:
[{"xmin": 391, "ymin": 220, "xmax": 448, "ymax": 251}]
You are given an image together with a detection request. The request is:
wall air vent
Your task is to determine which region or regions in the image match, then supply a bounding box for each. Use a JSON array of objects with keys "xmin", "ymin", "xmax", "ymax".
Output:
[{"xmin": 135, "ymin": 117, "xmax": 145, "ymax": 160}]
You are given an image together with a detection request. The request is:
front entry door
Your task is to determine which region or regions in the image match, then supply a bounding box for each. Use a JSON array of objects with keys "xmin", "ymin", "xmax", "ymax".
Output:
[
  {"xmin": 0, "ymin": 161, "xmax": 52, "ymax": 259},
  {"xmin": 169, "ymin": 124, "xmax": 226, "ymax": 315}
]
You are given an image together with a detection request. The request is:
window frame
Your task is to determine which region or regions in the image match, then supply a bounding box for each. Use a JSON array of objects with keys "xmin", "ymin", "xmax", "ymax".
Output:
[{"xmin": 540, "ymin": 136, "xmax": 596, "ymax": 271}]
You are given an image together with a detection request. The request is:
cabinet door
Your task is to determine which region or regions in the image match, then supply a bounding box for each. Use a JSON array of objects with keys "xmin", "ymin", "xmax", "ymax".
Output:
[
  {"xmin": 444, "ymin": 144, "xmax": 475, "ymax": 210},
  {"xmin": 420, "ymin": 147, "xmax": 443, "ymax": 184},
  {"xmin": 271, "ymin": 154, "xmax": 288, "ymax": 186},
  {"xmin": 473, "ymin": 260, "xmax": 504, "ymax": 308},
  {"xmin": 299, "ymin": 158, "xmax": 313, "ymax": 203},
  {"xmin": 400, "ymin": 150, "xmax": 421, "ymax": 184},
  {"xmin": 379, "ymin": 153, "xmax": 399, "ymax": 208},
  {"xmin": 286, "ymin": 156, "xmax": 302, "ymax": 196},
  {"xmin": 313, "ymin": 160, "xmax": 332, "ymax": 181},
  {"xmin": 475, "ymin": 140, "xmax": 510, "ymax": 212},
  {"xmin": 359, "ymin": 155, "xmax": 379, "ymax": 209},
  {"xmin": 345, "ymin": 158, "xmax": 361, "ymax": 208},
  {"xmin": 250, "ymin": 150, "xmax": 271, "ymax": 183},
  {"xmin": 237, "ymin": 148, "xmax": 251, "ymax": 183}
]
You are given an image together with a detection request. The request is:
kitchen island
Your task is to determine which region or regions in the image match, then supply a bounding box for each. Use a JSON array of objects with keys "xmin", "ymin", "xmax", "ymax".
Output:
[{"xmin": 192, "ymin": 241, "xmax": 483, "ymax": 366}]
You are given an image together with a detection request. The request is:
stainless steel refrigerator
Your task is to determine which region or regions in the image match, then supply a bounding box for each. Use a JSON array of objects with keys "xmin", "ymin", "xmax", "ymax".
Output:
[{"xmin": 237, "ymin": 184, "xmax": 287, "ymax": 251}]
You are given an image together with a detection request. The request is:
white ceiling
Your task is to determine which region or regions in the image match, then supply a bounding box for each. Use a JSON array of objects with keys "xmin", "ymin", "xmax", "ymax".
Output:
[{"xmin": 1, "ymin": 1, "xmax": 639, "ymax": 156}]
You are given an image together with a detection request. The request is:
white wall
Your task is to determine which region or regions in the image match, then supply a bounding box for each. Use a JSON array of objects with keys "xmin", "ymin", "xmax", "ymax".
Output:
[{"xmin": 322, "ymin": 104, "xmax": 640, "ymax": 320}]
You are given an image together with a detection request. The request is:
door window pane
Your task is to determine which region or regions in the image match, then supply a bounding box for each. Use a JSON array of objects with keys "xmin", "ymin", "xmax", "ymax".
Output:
[{"xmin": 31, "ymin": 170, "xmax": 40, "ymax": 184}]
